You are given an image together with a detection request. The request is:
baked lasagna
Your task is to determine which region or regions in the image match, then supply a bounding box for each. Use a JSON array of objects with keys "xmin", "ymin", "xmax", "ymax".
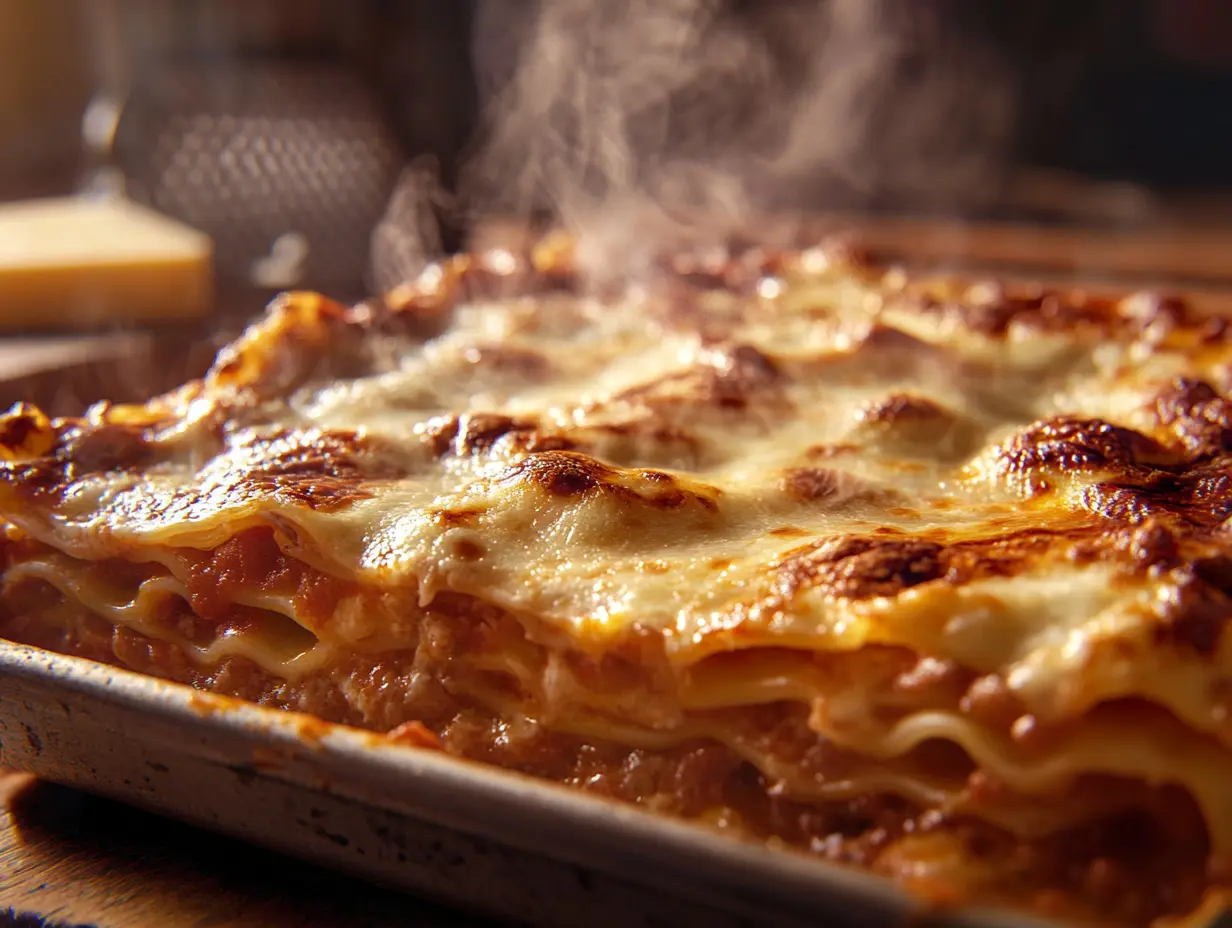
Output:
[{"xmin": 2, "ymin": 236, "xmax": 1231, "ymax": 927}]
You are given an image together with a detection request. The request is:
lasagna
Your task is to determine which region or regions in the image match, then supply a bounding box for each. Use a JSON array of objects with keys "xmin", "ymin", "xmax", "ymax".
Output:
[{"xmin": 1, "ymin": 236, "xmax": 1230, "ymax": 927}]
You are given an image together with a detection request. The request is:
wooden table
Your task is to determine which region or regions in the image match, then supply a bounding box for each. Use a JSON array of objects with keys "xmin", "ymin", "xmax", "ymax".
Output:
[{"xmin": 0, "ymin": 772, "xmax": 495, "ymax": 928}]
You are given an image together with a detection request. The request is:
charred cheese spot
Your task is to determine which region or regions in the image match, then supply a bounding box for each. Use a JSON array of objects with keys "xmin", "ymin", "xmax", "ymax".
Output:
[
  {"xmin": 858, "ymin": 323, "xmax": 938, "ymax": 354},
  {"xmin": 852, "ymin": 394, "xmax": 978, "ymax": 460},
  {"xmin": 914, "ymin": 285, "xmax": 1116, "ymax": 338},
  {"xmin": 617, "ymin": 342, "xmax": 786, "ymax": 416},
  {"xmin": 777, "ymin": 536, "xmax": 945, "ymax": 600},
  {"xmin": 827, "ymin": 324, "xmax": 963, "ymax": 385},
  {"xmin": 1152, "ymin": 378, "xmax": 1232, "ymax": 459},
  {"xmin": 707, "ymin": 342, "xmax": 781, "ymax": 385},
  {"xmin": 194, "ymin": 429, "xmax": 389, "ymax": 512},
  {"xmin": 857, "ymin": 393, "xmax": 950, "ymax": 427},
  {"xmin": 775, "ymin": 528, "xmax": 1104, "ymax": 603},
  {"xmin": 779, "ymin": 467, "xmax": 893, "ymax": 507},
  {"xmin": 513, "ymin": 450, "xmax": 606, "ymax": 497},
  {"xmin": 66, "ymin": 423, "xmax": 160, "ymax": 476},
  {"xmin": 988, "ymin": 417, "xmax": 1175, "ymax": 495},
  {"xmin": 1, "ymin": 418, "xmax": 162, "ymax": 504},
  {"xmin": 1081, "ymin": 464, "xmax": 1232, "ymax": 528},
  {"xmin": 701, "ymin": 343, "xmax": 784, "ymax": 410},
  {"xmin": 419, "ymin": 413, "xmax": 575, "ymax": 459},
  {"xmin": 505, "ymin": 450, "xmax": 721, "ymax": 513}
]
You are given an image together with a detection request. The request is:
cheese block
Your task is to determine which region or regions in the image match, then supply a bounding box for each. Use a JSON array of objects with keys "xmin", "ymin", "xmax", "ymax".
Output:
[{"xmin": 0, "ymin": 197, "xmax": 213, "ymax": 330}]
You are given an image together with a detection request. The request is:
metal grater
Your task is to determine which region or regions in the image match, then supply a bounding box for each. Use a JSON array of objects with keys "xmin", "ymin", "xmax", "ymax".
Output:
[{"xmin": 110, "ymin": 61, "xmax": 406, "ymax": 299}]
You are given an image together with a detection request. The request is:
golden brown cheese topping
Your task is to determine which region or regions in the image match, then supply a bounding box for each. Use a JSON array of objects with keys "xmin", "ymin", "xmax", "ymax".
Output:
[{"xmin": 3, "ymin": 239, "xmax": 1232, "ymax": 927}]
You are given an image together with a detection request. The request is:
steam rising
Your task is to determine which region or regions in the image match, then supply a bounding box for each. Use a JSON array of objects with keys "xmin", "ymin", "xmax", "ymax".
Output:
[{"xmin": 381, "ymin": 0, "xmax": 1018, "ymax": 289}]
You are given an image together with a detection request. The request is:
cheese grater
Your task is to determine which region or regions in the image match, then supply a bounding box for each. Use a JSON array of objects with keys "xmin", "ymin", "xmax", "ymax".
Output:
[{"xmin": 108, "ymin": 61, "xmax": 406, "ymax": 299}]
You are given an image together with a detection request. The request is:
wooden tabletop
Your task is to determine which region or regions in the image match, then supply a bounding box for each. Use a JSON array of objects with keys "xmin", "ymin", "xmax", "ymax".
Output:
[{"xmin": 0, "ymin": 772, "xmax": 496, "ymax": 928}]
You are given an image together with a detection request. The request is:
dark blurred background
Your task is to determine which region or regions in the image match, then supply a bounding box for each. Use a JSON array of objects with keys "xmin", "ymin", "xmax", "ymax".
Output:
[
  {"xmin": 2, "ymin": 0, "xmax": 1231, "ymax": 298},
  {"xmin": 991, "ymin": 0, "xmax": 1232, "ymax": 189}
]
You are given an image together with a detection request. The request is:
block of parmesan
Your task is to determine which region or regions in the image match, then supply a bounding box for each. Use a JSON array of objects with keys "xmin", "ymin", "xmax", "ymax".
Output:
[{"xmin": 0, "ymin": 197, "xmax": 213, "ymax": 330}]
